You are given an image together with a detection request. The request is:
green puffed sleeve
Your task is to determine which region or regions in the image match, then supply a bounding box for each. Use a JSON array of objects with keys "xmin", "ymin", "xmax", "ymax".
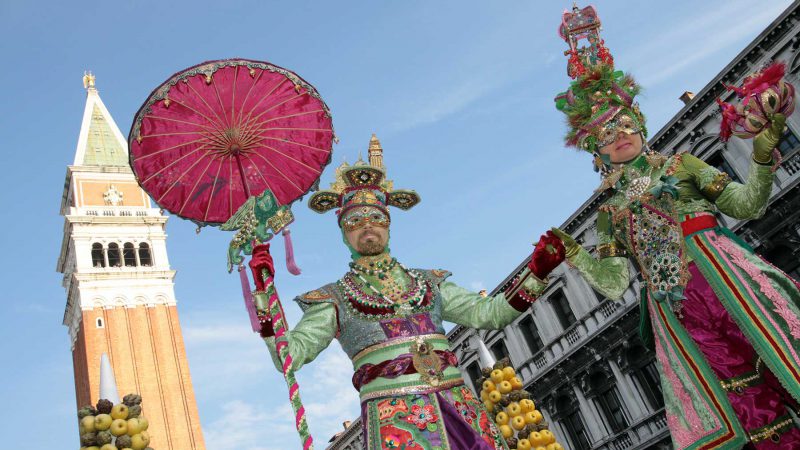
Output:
[
  {"xmin": 261, "ymin": 293, "xmax": 338, "ymax": 372},
  {"xmin": 681, "ymin": 153, "xmax": 773, "ymax": 219},
  {"xmin": 439, "ymin": 272, "xmax": 546, "ymax": 330},
  {"xmin": 713, "ymin": 159, "xmax": 773, "ymax": 219},
  {"xmin": 567, "ymin": 210, "xmax": 630, "ymax": 300}
]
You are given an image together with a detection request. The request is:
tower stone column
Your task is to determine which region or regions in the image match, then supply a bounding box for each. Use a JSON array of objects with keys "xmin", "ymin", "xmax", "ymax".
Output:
[{"xmin": 57, "ymin": 74, "xmax": 206, "ymax": 450}]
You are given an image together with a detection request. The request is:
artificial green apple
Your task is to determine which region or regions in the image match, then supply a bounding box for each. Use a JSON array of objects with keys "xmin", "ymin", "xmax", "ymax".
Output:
[
  {"xmin": 126, "ymin": 418, "xmax": 141, "ymax": 435},
  {"xmin": 111, "ymin": 403, "xmax": 129, "ymax": 420},
  {"xmin": 110, "ymin": 418, "xmax": 128, "ymax": 436},
  {"xmin": 130, "ymin": 433, "xmax": 150, "ymax": 450},
  {"xmin": 94, "ymin": 414, "xmax": 112, "ymax": 431},
  {"xmin": 80, "ymin": 415, "xmax": 96, "ymax": 433}
]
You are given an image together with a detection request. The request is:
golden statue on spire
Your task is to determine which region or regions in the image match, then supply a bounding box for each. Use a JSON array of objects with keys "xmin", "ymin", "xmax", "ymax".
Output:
[{"xmin": 82, "ymin": 71, "xmax": 96, "ymax": 90}]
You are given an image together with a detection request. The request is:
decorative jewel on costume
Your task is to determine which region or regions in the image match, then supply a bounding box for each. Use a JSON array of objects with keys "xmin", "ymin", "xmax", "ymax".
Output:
[
  {"xmin": 404, "ymin": 404, "xmax": 439, "ymax": 430},
  {"xmin": 455, "ymin": 401, "xmax": 478, "ymax": 422},
  {"xmin": 410, "ymin": 336, "xmax": 445, "ymax": 387}
]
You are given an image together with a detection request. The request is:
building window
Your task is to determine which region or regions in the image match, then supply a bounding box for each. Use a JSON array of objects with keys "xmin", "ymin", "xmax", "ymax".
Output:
[
  {"xmin": 556, "ymin": 395, "xmax": 591, "ymax": 449},
  {"xmin": 490, "ymin": 340, "xmax": 509, "ymax": 362},
  {"xmin": 96, "ymin": 317, "xmax": 104, "ymax": 328},
  {"xmin": 107, "ymin": 243, "xmax": 121, "ymax": 267},
  {"xmin": 590, "ymin": 371, "xmax": 629, "ymax": 434},
  {"xmin": 633, "ymin": 361, "xmax": 665, "ymax": 410},
  {"xmin": 123, "ymin": 242, "xmax": 137, "ymax": 267},
  {"xmin": 519, "ymin": 315, "xmax": 544, "ymax": 354},
  {"xmin": 777, "ymin": 128, "xmax": 800, "ymax": 157},
  {"xmin": 706, "ymin": 151, "xmax": 741, "ymax": 183},
  {"xmin": 551, "ymin": 290, "xmax": 577, "ymax": 330},
  {"xmin": 91, "ymin": 243, "xmax": 105, "ymax": 267},
  {"xmin": 466, "ymin": 361, "xmax": 482, "ymax": 390},
  {"xmin": 138, "ymin": 243, "xmax": 152, "ymax": 266}
]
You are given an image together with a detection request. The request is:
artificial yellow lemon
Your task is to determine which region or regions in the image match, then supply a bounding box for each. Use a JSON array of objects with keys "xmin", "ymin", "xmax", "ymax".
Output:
[
  {"xmin": 495, "ymin": 411, "xmax": 510, "ymax": 425},
  {"xmin": 490, "ymin": 369, "xmax": 505, "ymax": 384}
]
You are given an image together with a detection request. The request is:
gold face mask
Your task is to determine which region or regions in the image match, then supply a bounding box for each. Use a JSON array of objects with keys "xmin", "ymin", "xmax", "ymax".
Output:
[
  {"xmin": 596, "ymin": 113, "xmax": 641, "ymax": 148},
  {"xmin": 340, "ymin": 206, "xmax": 390, "ymax": 232}
]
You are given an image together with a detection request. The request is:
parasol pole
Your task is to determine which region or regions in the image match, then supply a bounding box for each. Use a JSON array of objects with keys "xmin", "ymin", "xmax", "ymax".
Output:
[{"xmin": 253, "ymin": 266, "xmax": 314, "ymax": 450}]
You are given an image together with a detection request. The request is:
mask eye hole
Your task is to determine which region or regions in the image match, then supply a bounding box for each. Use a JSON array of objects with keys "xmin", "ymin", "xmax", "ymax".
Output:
[{"xmin": 599, "ymin": 128, "xmax": 617, "ymax": 146}]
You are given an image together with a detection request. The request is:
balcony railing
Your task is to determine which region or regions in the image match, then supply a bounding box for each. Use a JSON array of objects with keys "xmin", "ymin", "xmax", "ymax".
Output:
[
  {"xmin": 520, "ymin": 291, "xmax": 638, "ymax": 381},
  {"xmin": 74, "ymin": 207, "xmax": 160, "ymax": 217},
  {"xmin": 591, "ymin": 408, "xmax": 669, "ymax": 450}
]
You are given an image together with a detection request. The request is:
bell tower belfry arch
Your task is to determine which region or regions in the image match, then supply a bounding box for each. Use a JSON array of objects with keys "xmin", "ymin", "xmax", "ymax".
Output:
[{"xmin": 57, "ymin": 73, "xmax": 206, "ymax": 450}]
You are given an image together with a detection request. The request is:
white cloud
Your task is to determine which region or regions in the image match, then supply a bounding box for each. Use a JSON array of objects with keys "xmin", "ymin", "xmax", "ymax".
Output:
[{"xmin": 204, "ymin": 399, "xmax": 295, "ymax": 450}]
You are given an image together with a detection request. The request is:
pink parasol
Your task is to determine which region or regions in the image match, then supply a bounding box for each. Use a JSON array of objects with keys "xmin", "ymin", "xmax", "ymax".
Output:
[
  {"xmin": 129, "ymin": 59, "xmax": 334, "ymax": 226},
  {"xmin": 128, "ymin": 59, "xmax": 335, "ymax": 449}
]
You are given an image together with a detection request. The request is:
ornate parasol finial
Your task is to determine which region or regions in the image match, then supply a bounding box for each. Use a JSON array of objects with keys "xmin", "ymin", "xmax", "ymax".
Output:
[{"xmin": 83, "ymin": 71, "xmax": 96, "ymax": 90}]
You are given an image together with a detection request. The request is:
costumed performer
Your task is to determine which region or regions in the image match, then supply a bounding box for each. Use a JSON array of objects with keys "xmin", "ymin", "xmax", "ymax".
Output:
[
  {"xmin": 249, "ymin": 135, "xmax": 564, "ymax": 449},
  {"xmin": 548, "ymin": 5, "xmax": 800, "ymax": 449}
]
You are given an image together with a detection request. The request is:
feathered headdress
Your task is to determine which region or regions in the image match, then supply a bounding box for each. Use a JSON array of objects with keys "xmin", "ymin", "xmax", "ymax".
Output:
[{"xmin": 554, "ymin": 5, "xmax": 646, "ymax": 160}]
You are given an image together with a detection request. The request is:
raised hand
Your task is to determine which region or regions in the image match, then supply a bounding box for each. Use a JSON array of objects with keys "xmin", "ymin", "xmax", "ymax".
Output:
[
  {"xmin": 249, "ymin": 243, "xmax": 275, "ymax": 291},
  {"xmin": 529, "ymin": 231, "xmax": 566, "ymax": 280},
  {"xmin": 753, "ymin": 113, "xmax": 786, "ymax": 164}
]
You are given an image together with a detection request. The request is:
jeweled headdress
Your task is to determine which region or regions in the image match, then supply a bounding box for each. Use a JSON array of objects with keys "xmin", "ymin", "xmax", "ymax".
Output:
[
  {"xmin": 554, "ymin": 5, "xmax": 647, "ymax": 161},
  {"xmin": 308, "ymin": 134, "xmax": 420, "ymax": 222}
]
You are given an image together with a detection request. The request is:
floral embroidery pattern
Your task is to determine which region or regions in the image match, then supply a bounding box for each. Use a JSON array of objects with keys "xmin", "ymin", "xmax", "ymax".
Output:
[
  {"xmin": 454, "ymin": 401, "xmax": 478, "ymax": 422},
  {"xmin": 380, "ymin": 425, "xmax": 423, "ymax": 450},
  {"xmin": 404, "ymin": 404, "xmax": 438, "ymax": 430},
  {"xmin": 714, "ymin": 235, "xmax": 800, "ymax": 340},
  {"xmin": 377, "ymin": 398, "xmax": 409, "ymax": 421}
]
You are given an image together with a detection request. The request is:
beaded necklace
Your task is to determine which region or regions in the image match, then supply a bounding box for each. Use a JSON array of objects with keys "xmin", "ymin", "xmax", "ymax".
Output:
[
  {"xmin": 338, "ymin": 264, "xmax": 429, "ymax": 318},
  {"xmin": 349, "ymin": 257, "xmax": 398, "ymax": 279}
]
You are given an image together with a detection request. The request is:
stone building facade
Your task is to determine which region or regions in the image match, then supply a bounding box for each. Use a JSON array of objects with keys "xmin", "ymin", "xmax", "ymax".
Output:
[{"xmin": 328, "ymin": 2, "xmax": 800, "ymax": 449}]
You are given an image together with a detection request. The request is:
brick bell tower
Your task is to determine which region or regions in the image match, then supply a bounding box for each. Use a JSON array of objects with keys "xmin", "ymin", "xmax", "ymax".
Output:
[{"xmin": 56, "ymin": 73, "xmax": 206, "ymax": 449}]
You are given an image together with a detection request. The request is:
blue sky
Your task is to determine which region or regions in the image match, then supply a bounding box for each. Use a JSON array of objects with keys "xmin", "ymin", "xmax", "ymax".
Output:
[{"xmin": 0, "ymin": 1, "xmax": 793, "ymax": 448}]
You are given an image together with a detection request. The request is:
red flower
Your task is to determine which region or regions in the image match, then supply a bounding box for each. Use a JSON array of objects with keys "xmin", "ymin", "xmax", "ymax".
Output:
[{"xmin": 404, "ymin": 404, "xmax": 438, "ymax": 430}]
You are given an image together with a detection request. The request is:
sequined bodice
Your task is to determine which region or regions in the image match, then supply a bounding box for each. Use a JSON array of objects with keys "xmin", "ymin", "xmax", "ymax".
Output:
[{"xmin": 313, "ymin": 269, "xmax": 448, "ymax": 360}]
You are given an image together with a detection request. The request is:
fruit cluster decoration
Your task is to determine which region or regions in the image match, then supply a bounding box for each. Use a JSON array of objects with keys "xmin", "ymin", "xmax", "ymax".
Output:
[
  {"xmin": 77, "ymin": 393, "xmax": 153, "ymax": 450},
  {"xmin": 478, "ymin": 359, "xmax": 565, "ymax": 450}
]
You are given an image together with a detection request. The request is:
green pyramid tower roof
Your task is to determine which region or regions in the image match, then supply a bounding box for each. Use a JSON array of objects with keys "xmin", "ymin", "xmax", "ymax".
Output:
[{"xmin": 73, "ymin": 73, "xmax": 129, "ymax": 167}]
